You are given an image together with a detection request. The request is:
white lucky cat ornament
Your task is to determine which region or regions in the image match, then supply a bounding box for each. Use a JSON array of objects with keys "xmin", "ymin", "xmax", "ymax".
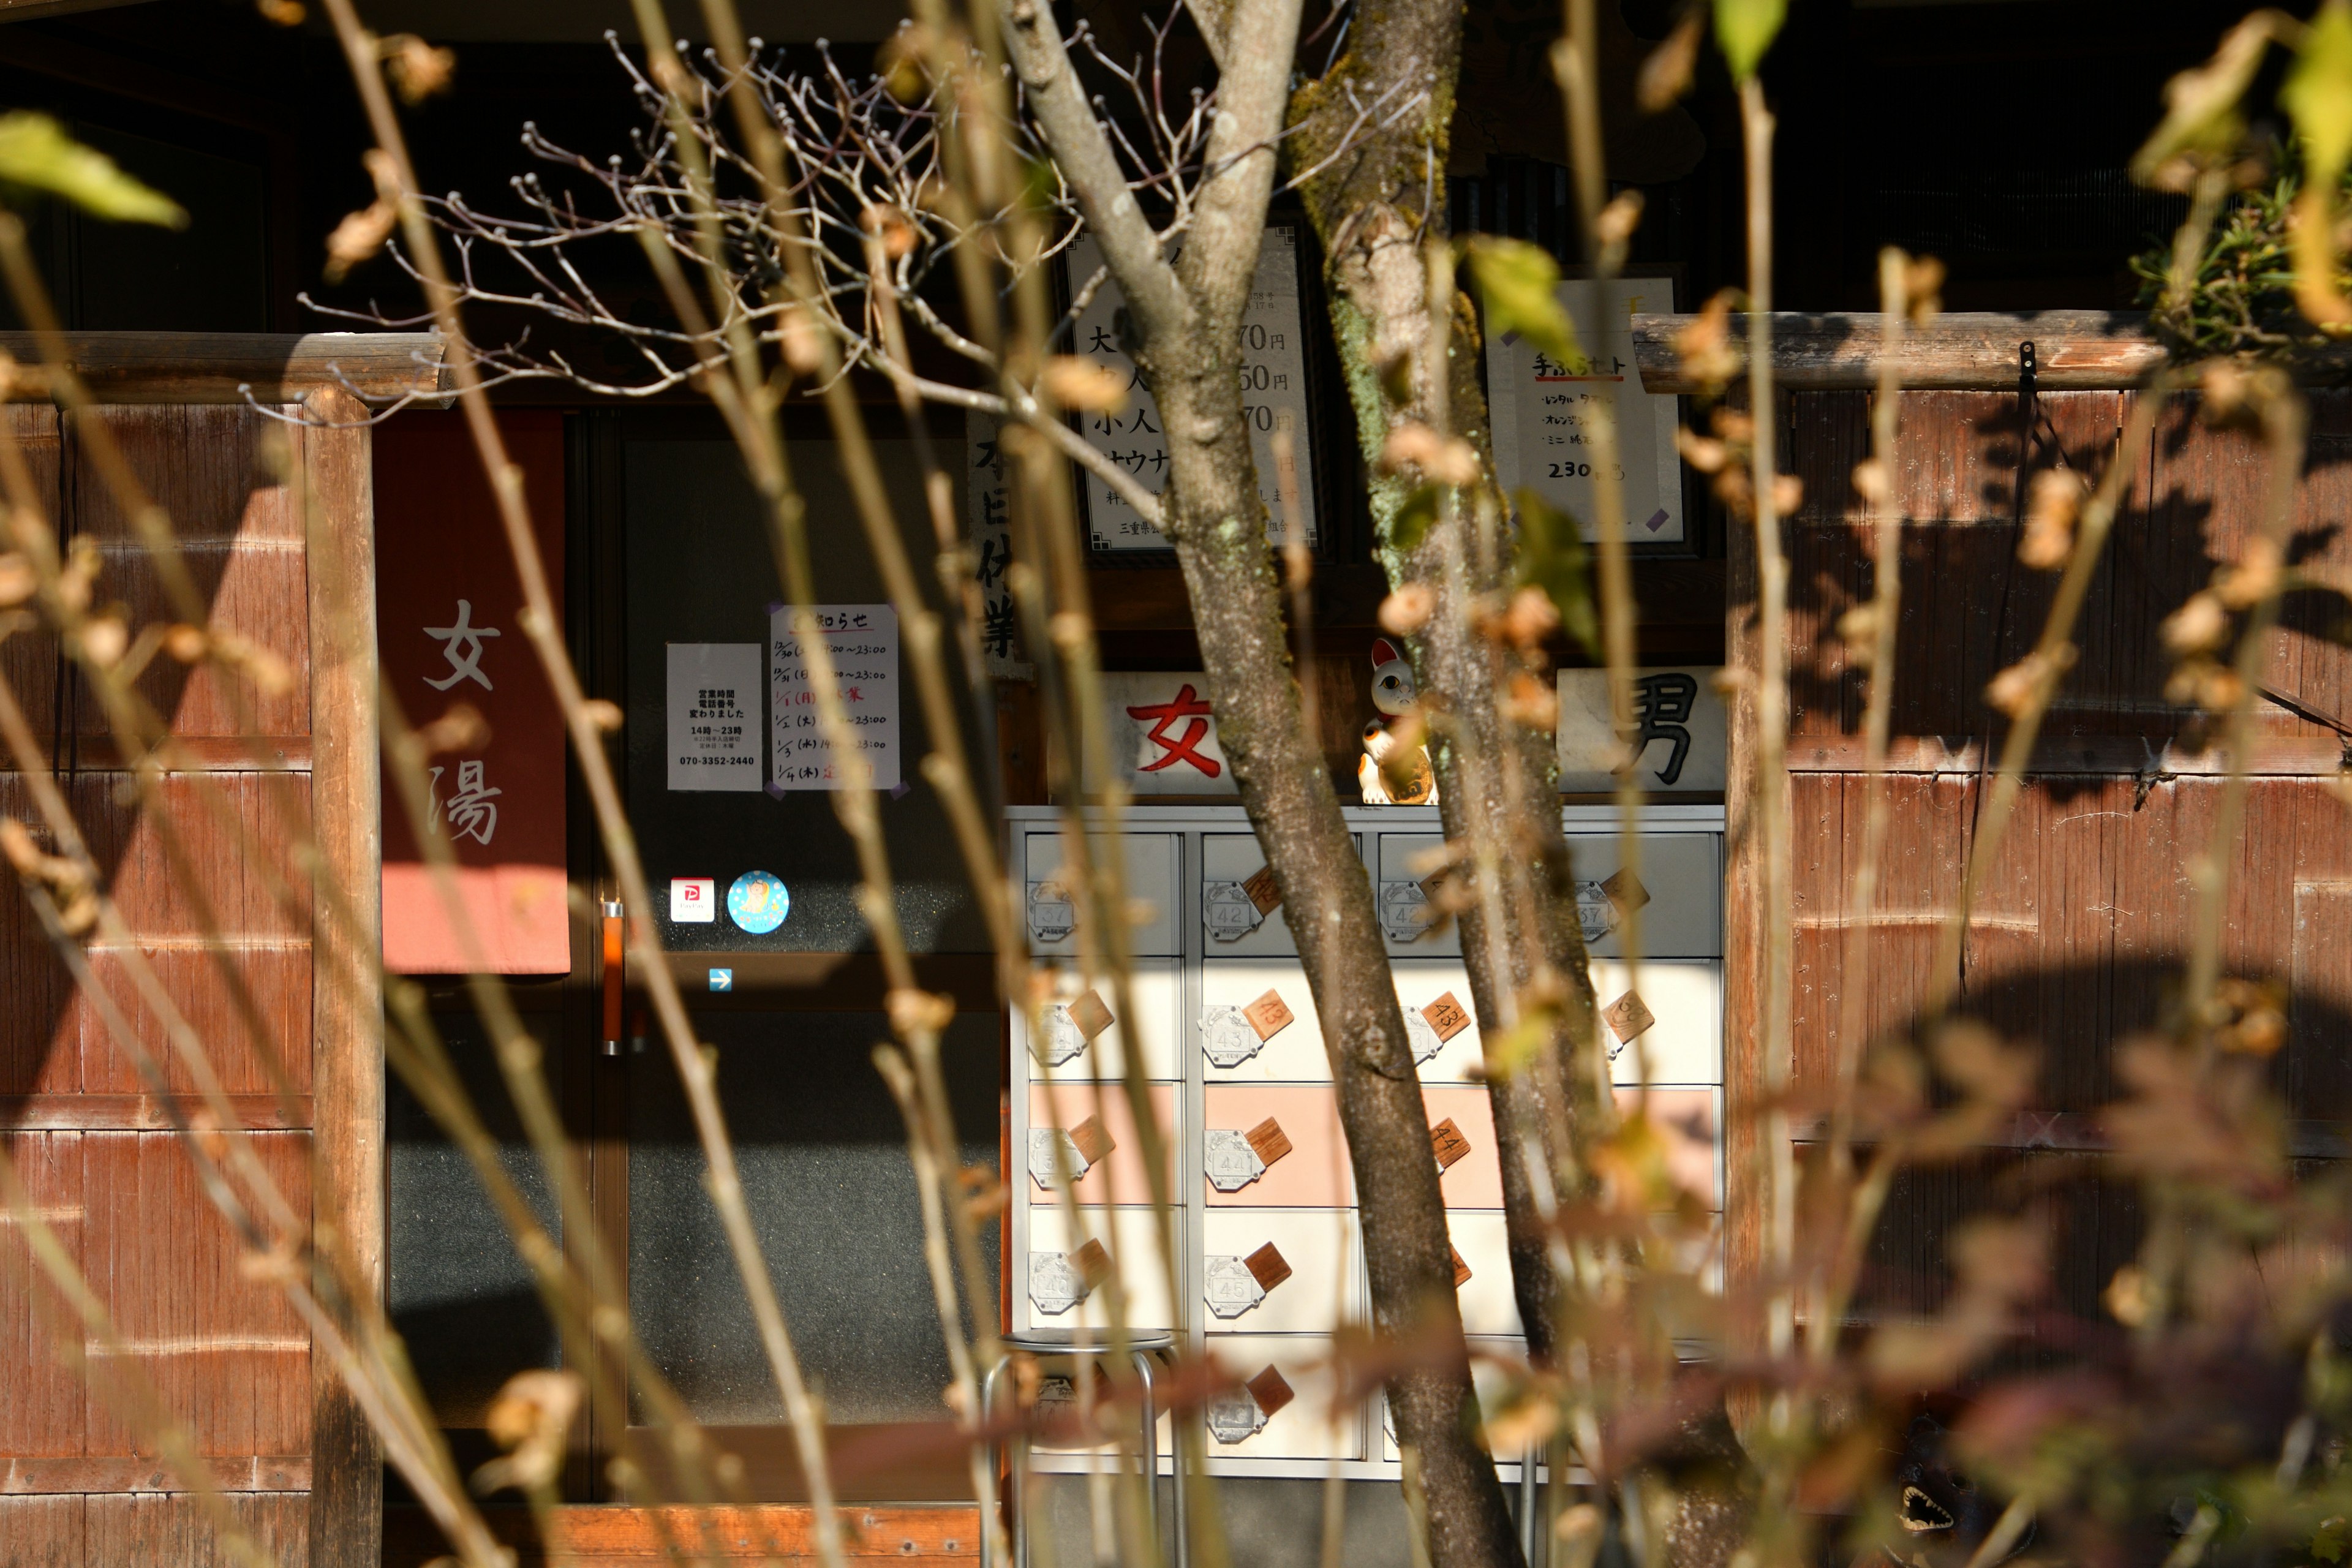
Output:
[{"xmin": 1357, "ymin": 638, "xmax": 1438, "ymax": 805}]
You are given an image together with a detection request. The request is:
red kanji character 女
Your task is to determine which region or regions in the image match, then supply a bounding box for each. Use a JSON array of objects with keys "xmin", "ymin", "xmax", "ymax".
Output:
[{"xmin": 1126, "ymin": 684, "xmax": 1221, "ymax": 777}]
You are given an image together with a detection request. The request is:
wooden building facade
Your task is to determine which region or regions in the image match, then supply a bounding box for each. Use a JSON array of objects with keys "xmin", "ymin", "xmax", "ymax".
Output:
[
  {"xmin": 0, "ymin": 338, "xmax": 443, "ymax": 1565},
  {"xmin": 0, "ymin": 2, "xmax": 2344, "ymax": 1566}
]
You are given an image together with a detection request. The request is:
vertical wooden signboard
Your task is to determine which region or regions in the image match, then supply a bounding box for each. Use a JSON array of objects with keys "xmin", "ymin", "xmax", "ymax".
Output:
[{"xmin": 375, "ymin": 410, "xmax": 570, "ymax": 975}]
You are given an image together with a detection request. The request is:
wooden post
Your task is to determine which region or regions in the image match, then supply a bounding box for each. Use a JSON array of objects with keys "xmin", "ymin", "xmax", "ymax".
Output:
[
  {"xmin": 304, "ymin": 386, "xmax": 386, "ymax": 1568},
  {"xmin": 1720, "ymin": 446, "xmax": 1765, "ymax": 1344}
]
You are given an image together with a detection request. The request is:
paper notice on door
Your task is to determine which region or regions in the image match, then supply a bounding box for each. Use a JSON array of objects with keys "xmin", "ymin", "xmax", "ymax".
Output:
[
  {"xmin": 666, "ymin": 643, "xmax": 763, "ymax": 791},
  {"xmin": 769, "ymin": 604, "xmax": 900, "ymax": 792}
]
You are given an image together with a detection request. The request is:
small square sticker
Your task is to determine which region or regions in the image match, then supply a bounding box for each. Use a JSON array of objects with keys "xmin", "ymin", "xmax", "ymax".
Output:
[
  {"xmin": 1242, "ymin": 989, "xmax": 1295, "ymax": 1041},
  {"xmin": 1066, "ymin": 989, "xmax": 1115, "ymax": 1042},
  {"xmin": 1242, "ymin": 864, "xmax": 1283, "ymax": 916},
  {"xmin": 708, "ymin": 968, "xmax": 734, "ymax": 992},
  {"xmin": 1600, "ymin": 867, "xmax": 1651, "ymax": 915},
  {"xmin": 1603, "ymin": 989, "xmax": 1657, "ymax": 1044},
  {"xmin": 671, "ymin": 877, "xmax": 717, "ymax": 923},
  {"xmin": 1421, "ymin": 992, "xmax": 1472, "ymax": 1042},
  {"xmin": 1430, "ymin": 1117, "xmax": 1471, "ymax": 1170}
]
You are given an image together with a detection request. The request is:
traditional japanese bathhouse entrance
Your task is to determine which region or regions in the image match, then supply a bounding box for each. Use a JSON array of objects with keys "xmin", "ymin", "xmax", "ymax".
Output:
[
  {"xmin": 381, "ymin": 405, "xmax": 1005, "ymax": 1514},
  {"xmin": 379, "ymin": 397, "xmax": 1733, "ymax": 1561}
]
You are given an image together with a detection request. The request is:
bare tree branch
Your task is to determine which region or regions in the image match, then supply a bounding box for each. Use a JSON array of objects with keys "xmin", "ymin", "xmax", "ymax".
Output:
[{"xmin": 995, "ymin": 0, "xmax": 1191, "ymax": 341}]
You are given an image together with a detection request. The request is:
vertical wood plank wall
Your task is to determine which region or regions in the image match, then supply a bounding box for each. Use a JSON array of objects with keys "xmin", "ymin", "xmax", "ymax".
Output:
[
  {"xmin": 1729, "ymin": 386, "xmax": 2352, "ymax": 1332},
  {"xmin": 0, "ymin": 399, "xmax": 382, "ymax": 1565}
]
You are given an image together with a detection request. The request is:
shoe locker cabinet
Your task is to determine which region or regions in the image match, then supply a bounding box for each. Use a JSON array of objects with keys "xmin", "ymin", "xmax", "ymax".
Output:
[{"xmin": 1006, "ymin": 803, "xmax": 1725, "ymax": 1482}]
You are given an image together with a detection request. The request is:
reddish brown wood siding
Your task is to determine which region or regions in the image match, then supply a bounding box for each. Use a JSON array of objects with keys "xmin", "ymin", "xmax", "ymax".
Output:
[
  {"xmin": 1732, "ymin": 383, "xmax": 2352, "ymax": 1328},
  {"xmin": 0, "ymin": 392, "xmax": 384, "ymax": 1566}
]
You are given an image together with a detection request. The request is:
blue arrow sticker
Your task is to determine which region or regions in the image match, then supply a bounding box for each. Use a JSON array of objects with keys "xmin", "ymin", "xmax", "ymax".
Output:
[{"xmin": 709, "ymin": 968, "xmax": 734, "ymax": 992}]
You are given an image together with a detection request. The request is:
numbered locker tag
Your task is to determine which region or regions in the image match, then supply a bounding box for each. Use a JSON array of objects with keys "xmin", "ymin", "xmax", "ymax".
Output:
[
  {"xmin": 1379, "ymin": 878, "xmax": 1433, "ymax": 943},
  {"xmin": 1205, "ymin": 1129, "xmax": 1265, "ymax": 1192},
  {"xmin": 1204, "ymin": 881, "xmax": 1265, "ymax": 943},
  {"xmin": 1602, "ymin": 989, "xmax": 1656, "ymax": 1058},
  {"xmin": 1028, "ymin": 1236, "xmax": 1110, "ymax": 1316},
  {"xmin": 1027, "ymin": 879, "xmax": 1076, "ymax": 944},
  {"xmin": 1208, "ymin": 1364, "xmax": 1295, "ymax": 1446},
  {"xmin": 1407, "ymin": 990, "xmax": 1472, "ymax": 1065}
]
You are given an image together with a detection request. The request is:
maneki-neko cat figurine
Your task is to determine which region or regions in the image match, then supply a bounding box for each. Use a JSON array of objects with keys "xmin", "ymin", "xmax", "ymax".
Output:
[{"xmin": 1358, "ymin": 638, "xmax": 1438, "ymax": 805}]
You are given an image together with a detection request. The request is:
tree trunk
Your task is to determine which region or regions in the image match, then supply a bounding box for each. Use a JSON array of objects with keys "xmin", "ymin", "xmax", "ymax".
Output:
[
  {"xmin": 1147, "ymin": 307, "xmax": 1526, "ymax": 1568},
  {"xmin": 1287, "ymin": 0, "xmax": 1609, "ymax": 1371},
  {"xmin": 995, "ymin": 1, "xmax": 1527, "ymax": 1559}
]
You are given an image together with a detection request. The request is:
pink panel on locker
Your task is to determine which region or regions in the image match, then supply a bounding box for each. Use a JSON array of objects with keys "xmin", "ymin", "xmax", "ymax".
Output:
[
  {"xmin": 1421, "ymin": 1086, "xmax": 1504, "ymax": 1210},
  {"xmin": 1202, "ymin": 1085, "xmax": 1354, "ymax": 1207},
  {"xmin": 1028, "ymin": 1084, "xmax": 1177, "ymax": 1206},
  {"xmin": 1614, "ymin": 1085, "xmax": 1717, "ymax": 1205}
]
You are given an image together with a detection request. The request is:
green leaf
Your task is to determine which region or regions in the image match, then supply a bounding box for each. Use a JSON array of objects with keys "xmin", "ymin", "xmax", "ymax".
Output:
[
  {"xmin": 1713, "ymin": 0, "xmax": 1785, "ymax": 83},
  {"xmin": 0, "ymin": 113, "xmax": 184, "ymax": 227},
  {"xmin": 1465, "ymin": 238, "xmax": 1581, "ymax": 369},
  {"xmin": 1387, "ymin": 482, "xmax": 1443, "ymax": 555},
  {"xmin": 1513, "ymin": 487, "xmax": 1599, "ymax": 658},
  {"xmin": 2287, "ymin": 0, "xmax": 2352, "ymax": 186}
]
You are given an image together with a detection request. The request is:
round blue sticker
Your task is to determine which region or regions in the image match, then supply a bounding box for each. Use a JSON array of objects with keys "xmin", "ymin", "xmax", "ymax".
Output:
[{"xmin": 727, "ymin": 871, "xmax": 790, "ymax": 934}]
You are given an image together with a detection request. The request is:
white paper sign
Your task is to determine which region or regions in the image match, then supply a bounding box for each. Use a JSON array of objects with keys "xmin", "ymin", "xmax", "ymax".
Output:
[
  {"xmin": 666, "ymin": 643, "xmax": 763, "ymax": 791},
  {"xmin": 1555, "ymin": 666, "xmax": 1726, "ymax": 793},
  {"xmin": 1065, "ymin": 229, "xmax": 1318, "ymax": 552},
  {"xmin": 1488, "ymin": 277, "xmax": 1683, "ymax": 543},
  {"xmin": 769, "ymin": 603, "xmax": 900, "ymax": 792}
]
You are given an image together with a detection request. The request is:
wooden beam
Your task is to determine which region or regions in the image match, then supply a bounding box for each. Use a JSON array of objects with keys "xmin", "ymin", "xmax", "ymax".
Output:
[
  {"xmin": 386, "ymin": 1504, "xmax": 981, "ymax": 1567},
  {"xmin": 1087, "ymin": 559, "xmax": 1725, "ymax": 633},
  {"xmin": 0, "ymin": 1456, "xmax": 311, "ymax": 1493},
  {"xmin": 1632, "ymin": 311, "xmax": 2183, "ymax": 393},
  {"xmin": 0, "ymin": 333, "xmax": 450, "ymax": 405},
  {"xmin": 556, "ymin": 1504, "xmax": 979, "ymax": 1561},
  {"xmin": 1786, "ymin": 733, "xmax": 2352, "ymax": 777},
  {"xmin": 1791, "ymin": 1112, "xmax": 2352, "ymax": 1161},
  {"xmin": 0, "ymin": 1095, "xmax": 311, "ymax": 1131},
  {"xmin": 302, "ymin": 388, "xmax": 385, "ymax": 1568},
  {"xmin": 3, "ymin": 737, "xmax": 313, "ymax": 772},
  {"xmin": 0, "ymin": 0, "xmax": 148, "ymax": 23},
  {"xmin": 0, "ymin": 15, "xmax": 286, "ymax": 134}
]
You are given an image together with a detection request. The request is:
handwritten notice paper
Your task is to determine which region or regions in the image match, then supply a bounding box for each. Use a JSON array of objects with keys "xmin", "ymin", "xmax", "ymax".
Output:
[
  {"xmin": 768, "ymin": 603, "xmax": 900, "ymax": 793},
  {"xmin": 1064, "ymin": 228, "xmax": 1318, "ymax": 552},
  {"xmin": 1487, "ymin": 277, "xmax": 1683, "ymax": 544},
  {"xmin": 666, "ymin": 643, "xmax": 763, "ymax": 791}
]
